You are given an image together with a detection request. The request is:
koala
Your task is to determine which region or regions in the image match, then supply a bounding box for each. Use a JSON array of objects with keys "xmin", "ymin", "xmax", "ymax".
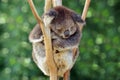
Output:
[
  {"xmin": 45, "ymin": 6, "xmax": 85, "ymax": 38},
  {"xmin": 29, "ymin": 6, "xmax": 85, "ymax": 79},
  {"xmin": 29, "ymin": 6, "xmax": 85, "ymax": 50}
]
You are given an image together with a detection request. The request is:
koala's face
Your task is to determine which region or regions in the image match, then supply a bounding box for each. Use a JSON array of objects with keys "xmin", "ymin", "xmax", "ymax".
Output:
[
  {"xmin": 50, "ymin": 19, "xmax": 77, "ymax": 38},
  {"xmin": 45, "ymin": 6, "xmax": 85, "ymax": 38}
]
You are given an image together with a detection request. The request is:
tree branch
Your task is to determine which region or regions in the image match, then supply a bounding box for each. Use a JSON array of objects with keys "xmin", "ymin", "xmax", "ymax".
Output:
[
  {"xmin": 82, "ymin": 0, "xmax": 91, "ymax": 21},
  {"xmin": 80, "ymin": 0, "xmax": 91, "ymax": 31},
  {"xmin": 52, "ymin": 0, "xmax": 62, "ymax": 7},
  {"xmin": 44, "ymin": 0, "xmax": 52, "ymax": 13},
  {"xmin": 28, "ymin": 0, "xmax": 57, "ymax": 80}
]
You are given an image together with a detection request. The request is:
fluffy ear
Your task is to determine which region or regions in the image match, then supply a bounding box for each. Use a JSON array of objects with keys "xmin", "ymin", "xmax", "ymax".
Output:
[
  {"xmin": 29, "ymin": 24, "xmax": 43, "ymax": 43},
  {"xmin": 71, "ymin": 13, "xmax": 85, "ymax": 24},
  {"xmin": 46, "ymin": 9, "xmax": 58, "ymax": 17},
  {"xmin": 43, "ymin": 9, "xmax": 58, "ymax": 26},
  {"xmin": 71, "ymin": 13, "xmax": 86, "ymax": 31}
]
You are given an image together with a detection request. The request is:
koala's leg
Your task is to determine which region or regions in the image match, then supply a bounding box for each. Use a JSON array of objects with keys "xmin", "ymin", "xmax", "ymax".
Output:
[{"xmin": 63, "ymin": 70, "xmax": 70, "ymax": 80}]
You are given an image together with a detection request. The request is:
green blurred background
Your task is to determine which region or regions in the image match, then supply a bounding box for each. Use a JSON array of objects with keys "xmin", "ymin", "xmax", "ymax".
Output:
[{"xmin": 0, "ymin": 0, "xmax": 120, "ymax": 80}]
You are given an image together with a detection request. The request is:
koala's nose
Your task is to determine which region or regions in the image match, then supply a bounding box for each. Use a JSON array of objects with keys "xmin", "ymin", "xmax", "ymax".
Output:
[{"xmin": 64, "ymin": 30, "xmax": 70, "ymax": 38}]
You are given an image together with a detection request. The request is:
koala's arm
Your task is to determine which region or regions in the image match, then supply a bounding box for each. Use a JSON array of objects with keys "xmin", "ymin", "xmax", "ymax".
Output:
[
  {"xmin": 29, "ymin": 24, "xmax": 44, "ymax": 43},
  {"xmin": 52, "ymin": 28, "xmax": 81, "ymax": 50}
]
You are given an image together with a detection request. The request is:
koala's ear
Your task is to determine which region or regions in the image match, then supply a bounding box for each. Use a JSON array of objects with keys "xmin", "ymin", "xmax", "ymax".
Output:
[
  {"xmin": 71, "ymin": 13, "xmax": 85, "ymax": 24},
  {"xmin": 29, "ymin": 24, "xmax": 43, "ymax": 43},
  {"xmin": 46, "ymin": 9, "xmax": 58, "ymax": 17},
  {"xmin": 71, "ymin": 13, "xmax": 86, "ymax": 31},
  {"xmin": 43, "ymin": 9, "xmax": 58, "ymax": 26}
]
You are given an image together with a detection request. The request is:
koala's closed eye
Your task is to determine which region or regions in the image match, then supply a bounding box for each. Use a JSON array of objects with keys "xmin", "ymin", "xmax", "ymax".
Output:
[{"xmin": 70, "ymin": 26, "xmax": 75, "ymax": 30}]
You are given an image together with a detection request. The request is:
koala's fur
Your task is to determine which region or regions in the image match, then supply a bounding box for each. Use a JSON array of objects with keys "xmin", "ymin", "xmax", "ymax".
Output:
[{"xmin": 29, "ymin": 6, "xmax": 85, "ymax": 77}]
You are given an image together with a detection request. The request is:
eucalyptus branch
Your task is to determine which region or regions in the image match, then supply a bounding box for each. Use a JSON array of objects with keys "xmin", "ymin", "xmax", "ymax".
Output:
[
  {"xmin": 80, "ymin": 0, "xmax": 91, "ymax": 31},
  {"xmin": 44, "ymin": 0, "xmax": 52, "ymax": 13},
  {"xmin": 52, "ymin": 0, "xmax": 62, "ymax": 7},
  {"xmin": 28, "ymin": 0, "xmax": 57, "ymax": 80}
]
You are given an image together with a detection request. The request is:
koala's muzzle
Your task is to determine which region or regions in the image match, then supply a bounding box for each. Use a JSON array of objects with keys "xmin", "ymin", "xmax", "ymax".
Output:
[{"xmin": 64, "ymin": 30, "xmax": 70, "ymax": 38}]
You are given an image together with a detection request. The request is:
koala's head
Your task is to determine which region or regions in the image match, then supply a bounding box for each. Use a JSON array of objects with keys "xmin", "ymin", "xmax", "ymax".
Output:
[{"xmin": 45, "ymin": 6, "xmax": 85, "ymax": 38}]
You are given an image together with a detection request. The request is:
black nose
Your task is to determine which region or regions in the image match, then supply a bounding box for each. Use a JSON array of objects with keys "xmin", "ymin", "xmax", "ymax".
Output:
[{"xmin": 64, "ymin": 30, "xmax": 70, "ymax": 38}]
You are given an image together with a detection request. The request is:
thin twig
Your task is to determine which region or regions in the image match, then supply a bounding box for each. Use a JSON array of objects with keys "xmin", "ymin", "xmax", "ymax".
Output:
[
  {"xmin": 27, "ymin": 0, "xmax": 42, "ymax": 23},
  {"xmin": 81, "ymin": 0, "xmax": 91, "ymax": 21},
  {"xmin": 52, "ymin": 0, "xmax": 62, "ymax": 7},
  {"xmin": 44, "ymin": 0, "xmax": 52, "ymax": 13},
  {"xmin": 28, "ymin": 0, "xmax": 57, "ymax": 80},
  {"xmin": 80, "ymin": 0, "xmax": 91, "ymax": 31},
  {"xmin": 73, "ymin": 0, "xmax": 91, "ymax": 63}
]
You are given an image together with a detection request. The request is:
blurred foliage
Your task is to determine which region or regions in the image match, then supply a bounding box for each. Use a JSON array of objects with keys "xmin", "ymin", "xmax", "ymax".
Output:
[{"xmin": 0, "ymin": 0, "xmax": 120, "ymax": 80}]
